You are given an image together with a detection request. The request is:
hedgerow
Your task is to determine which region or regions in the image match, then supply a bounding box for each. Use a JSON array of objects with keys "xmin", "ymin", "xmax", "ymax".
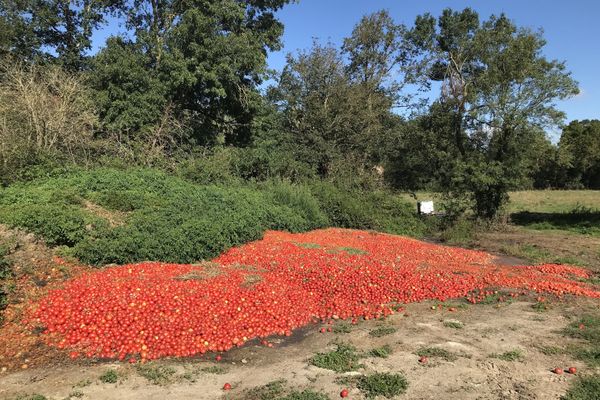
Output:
[{"xmin": 0, "ymin": 168, "xmax": 423, "ymax": 265}]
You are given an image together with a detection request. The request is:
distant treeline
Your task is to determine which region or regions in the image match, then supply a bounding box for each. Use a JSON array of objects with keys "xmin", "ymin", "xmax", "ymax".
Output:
[{"xmin": 0, "ymin": 2, "xmax": 595, "ymax": 218}]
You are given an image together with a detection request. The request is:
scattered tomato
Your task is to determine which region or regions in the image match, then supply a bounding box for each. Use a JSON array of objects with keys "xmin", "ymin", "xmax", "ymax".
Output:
[
  {"xmin": 553, "ymin": 368, "xmax": 564, "ymax": 375},
  {"xmin": 223, "ymin": 383, "xmax": 232, "ymax": 390},
  {"xmin": 340, "ymin": 388, "xmax": 349, "ymax": 397},
  {"xmin": 568, "ymin": 367, "xmax": 577, "ymax": 374}
]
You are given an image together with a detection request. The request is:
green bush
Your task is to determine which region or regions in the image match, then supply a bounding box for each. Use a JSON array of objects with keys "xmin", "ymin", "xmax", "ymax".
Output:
[{"xmin": 0, "ymin": 168, "xmax": 422, "ymax": 265}]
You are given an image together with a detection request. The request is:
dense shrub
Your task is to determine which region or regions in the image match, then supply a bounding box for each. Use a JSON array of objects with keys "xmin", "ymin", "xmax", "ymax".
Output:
[{"xmin": 0, "ymin": 168, "xmax": 423, "ymax": 265}]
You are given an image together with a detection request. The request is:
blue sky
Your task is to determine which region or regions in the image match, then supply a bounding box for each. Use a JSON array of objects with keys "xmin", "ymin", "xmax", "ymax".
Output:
[{"xmin": 93, "ymin": 0, "xmax": 599, "ymax": 125}]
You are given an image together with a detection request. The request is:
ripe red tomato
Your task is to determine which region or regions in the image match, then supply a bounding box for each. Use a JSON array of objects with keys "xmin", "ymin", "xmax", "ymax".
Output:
[
  {"xmin": 27, "ymin": 228, "xmax": 600, "ymax": 363},
  {"xmin": 553, "ymin": 368, "xmax": 563, "ymax": 375},
  {"xmin": 340, "ymin": 388, "xmax": 349, "ymax": 397},
  {"xmin": 419, "ymin": 356, "xmax": 428, "ymax": 364},
  {"xmin": 568, "ymin": 367, "xmax": 577, "ymax": 374},
  {"xmin": 215, "ymin": 355, "xmax": 222, "ymax": 362},
  {"xmin": 223, "ymin": 383, "xmax": 232, "ymax": 390}
]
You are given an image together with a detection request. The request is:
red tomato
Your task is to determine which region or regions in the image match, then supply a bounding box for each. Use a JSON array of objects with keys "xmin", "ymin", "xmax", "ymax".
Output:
[
  {"xmin": 553, "ymin": 368, "xmax": 564, "ymax": 375},
  {"xmin": 340, "ymin": 388, "xmax": 349, "ymax": 398},
  {"xmin": 568, "ymin": 367, "xmax": 577, "ymax": 374},
  {"xmin": 223, "ymin": 383, "xmax": 232, "ymax": 390}
]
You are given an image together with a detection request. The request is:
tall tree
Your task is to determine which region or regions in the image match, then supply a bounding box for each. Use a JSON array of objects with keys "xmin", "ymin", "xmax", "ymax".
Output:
[
  {"xmin": 0, "ymin": 0, "xmax": 121, "ymax": 70},
  {"xmin": 93, "ymin": 0, "xmax": 290, "ymax": 145},
  {"xmin": 558, "ymin": 120, "xmax": 600, "ymax": 189},
  {"xmin": 405, "ymin": 8, "xmax": 578, "ymax": 218}
]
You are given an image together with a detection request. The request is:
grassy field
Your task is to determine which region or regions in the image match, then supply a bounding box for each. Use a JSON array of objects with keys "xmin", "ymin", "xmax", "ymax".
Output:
[
  {"xmin": 509, "ymin": 190, "xmax": 600, "ymax": 213},
  {"xmin": 400, "ymin": 190, "xmax": 600, "ymax": 214}
]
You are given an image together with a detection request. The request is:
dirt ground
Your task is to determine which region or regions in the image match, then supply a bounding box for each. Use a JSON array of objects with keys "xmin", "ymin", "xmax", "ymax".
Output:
[
  {"xmin": 1, "ymin": 297, "xmax": 598, "ymax": 400},
  {"xmin": 1, "ymin": 225, "xmax": 599, "ymax": 400}
]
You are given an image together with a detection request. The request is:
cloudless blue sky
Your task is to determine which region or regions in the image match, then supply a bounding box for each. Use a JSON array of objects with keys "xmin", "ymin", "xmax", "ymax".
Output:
[{"xmin": 93, "ymin": 0, "xmax": 600, "ymax": 126}]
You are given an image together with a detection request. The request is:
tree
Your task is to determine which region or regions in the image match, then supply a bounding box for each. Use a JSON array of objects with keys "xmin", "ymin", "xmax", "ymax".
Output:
[
  {"xmin": 558, "ymin": 120, "xmax": 600, "ymax": 189},
  {"xmin": 405, "ymin": 8, "xmax": 578, "ymax": 218},
  {"xmin": 0, "ymin": 0, "xmax": 122, "ymax": 70},
  {"xmin": 93, "ymin": 0, "xmax": 290, "ymax": 146}
]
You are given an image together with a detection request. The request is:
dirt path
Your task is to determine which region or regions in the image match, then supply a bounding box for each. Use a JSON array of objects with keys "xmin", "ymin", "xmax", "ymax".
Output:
[{"xmin": 1, "ymin": 297, "xmax": 596, "ymax": 400}]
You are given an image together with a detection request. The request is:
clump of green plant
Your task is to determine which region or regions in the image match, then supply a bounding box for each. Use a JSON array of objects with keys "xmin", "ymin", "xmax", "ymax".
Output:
[
  {"xmin": 136, "ymin": 364, "xmax": 176, "ymax": 385},
  {"xmin": 14, "ymin": 395, "xmax": 48, "ymax": 400},
  {"xmin": 357, "ymin": 372, "xmax": 408, "ymax": 398},
  {"xmin": 66, "ymin": 391, "xmax": 84, "ymax": 399},
  {"xmin": 561, "ymin": 375, "xmax": 600, "ymax": 400},
  {"xmin": 71, "ymin": 379, "xmax": 92, "ymax": 389},
  {"xmin": 536, "ymin": 345, "xmax": 562, "ymax": 355},
  {"xmin": 532, "ymin": 301, "xmax": 550, "ymax": 312},
  {"xmin": 281, "ymin": 390, "xmax": 330, "ymax": 400},
  {"xmin": 369, "ymin": 326, "xmax": 397, "ymax": 337},
  {"xmin": 369, "ymin": 345, "xmax": 392, "ymax": 358},
  {"xmin": 443, "ymin": 320, "xmax": 464, "ymax": 329},
  {"xmin": 310, "ymin": 343, "xmax": 361, "ymax": 372},
  {"xmin": 490, "ymin": 349, "xmax": 524, "ymax": 362},
  {"xmin": 332, "ymin": 322, "xmax": 352, "ymax": 334},
  {"xmin": 98, "ymin": 369, "xmax": 119, "ymax": 384},
  {"xmin": 334, "ymin": 247, "xmax": 368, "ymax": 255},
  {"xmin": 562, "ymin": 316, "xmax": 600, "ymax": 367},
  {"xmin": 295, "ymin": 242, "xmax": 322, "ymax": 249},
  {"xmin": 415, "ymin": 347, "xmax": 458, "ymax": 362},
  {"xmin": 201, "ymin": 365, "xmax": 227, "ymax": 374},
  {"xmin": 244, "ymin": 379, "xmax": 287, "ymax": 400}
]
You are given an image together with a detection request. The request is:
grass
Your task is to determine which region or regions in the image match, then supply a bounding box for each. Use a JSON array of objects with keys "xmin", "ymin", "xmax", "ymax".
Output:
[
  {"xmin": 561, "ymin": 375, "xmax": 600, "ymax": 400},
  {"xmin": 281, "ymin": 390, "xmax": 330, "ymax": 400},
  {"xmin": 72, "ymin": 379, "xmax": 92, "ymax": 388},
  {"xmin": 356, "ymin": 372, "xmax": 408, "ymax": 398},
  {"xmin": 368, "ymin": 326, "xmax": 397, "ymax": 337},
  {"xmin": 536, "ymin": 345, "xmax": 563, "ymax": 355},
  {"xmin": 563, "ymin": 315, "xmax": 600, "ymax": 367},
  {"xmin": 332, "ymin": 322, "xmax": 352, "ymax": 334},
  {"xmin": 14, "ymin": 395, "xmax": 47, "ymax": 400},
  {"xmin": 532, "ymin": 301, "xmax": 551, "ymax": 312},
  {"xmin": 477, "ymin": 291, "xmax": 514, "ymax": 305},
  {"xmin": 415, "ymin": 347, "xmax": 458, "ymax": 362},
  {"xmin": 333, "ymin": 246, "xmax": 368, "ymax": 255},
  {"xmin": 135, "ymin": 364, "xmax": 177, "ymax": 385},
  {"xmin": 368, "ymin": 344, "xmax": 393, "ymax": 358},
  {"xmin": 309, "ymin": 343, "xmax": 361, "ymax": 372},
  {"xmin": 0, "ymin": 168, "xmax": 425, "ymax": 266},
  {"xmin": 243, "ymin": 379, "xmax": 287, "ymax": 400},
  {"xmin": 98, "ymin": 369, "xmax": 119, "ymax": 384},
  {"xmin": 443, "ymin": 320, "xmax": 464, "ymax": 329},
  {"xmin": 201, "ymin": 365, "xmax": 227, "ymax": 374},
  {"xmin": 490, "ymin": 349, "xmax": 524, "ymax": 362}
]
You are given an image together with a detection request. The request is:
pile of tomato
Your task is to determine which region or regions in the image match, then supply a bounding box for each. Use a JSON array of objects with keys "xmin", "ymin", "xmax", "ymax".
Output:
[{"xmin": 27, "ymin": 228, "xmax": 600, "ymax": 362}]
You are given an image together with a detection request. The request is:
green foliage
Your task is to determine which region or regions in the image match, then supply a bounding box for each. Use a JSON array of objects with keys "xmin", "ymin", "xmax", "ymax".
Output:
[
  {"xmin": 200, "ymin": 366, "xmax": 227, "ymax": 374},
  {"xmin": 0, "ymin": 168, "xmax": 422, "ymax": 266},
  {"xmin": 310, "ymin": 343, "xmax": 361, "ymax": 372},
  {"xmin": 136, "ymin": 364, "xmax": 177, "ymax": 386},
  {"xmin": 281, "ymin": 390, "xmax": 330, "ymax": 400},
  {"xmin": 244, "ymin": 379, "xmax": 287, "ymax": 400},
  {"xmin": 490, "ymin": 350, "xmax": 524, "ymax": 362},
  {"xmin": 369, "ymin": 344, "xmax": 393, "ymax": 358},
  {"xmin": 415, "ymin": 347, "xmax": 458, "ymax": 362},
  {"xmin": 561, "ymin": 376, "xmax": 600, "ymax": 400},
  {"xmin": 332, "ymin": 322, "xmax": 353, "ymax": 334},
  {"xmin": 14, "ymin": 395, "xmax": 48, "ymax": 400},
  {"xmin": 98, "ymin": 369, "xmax": 119, "ymax": 384},
  {"xmin": 558, "ymin": 120, "xmax": 600, "ymax": 189},
  {"xmin": 563, "ymin": 316, "xmax": 600, "ymax": 367},
  {"xmin": 443, "ymin": 320, "xmax": 464, "ymax": 329},
  {"xmin": 356, "ymin": 372, "xmax": 408, "ymax": 398},
  {"xmin": 369, "ymin": 326, "xmax": 397, "ymax": 337}
]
